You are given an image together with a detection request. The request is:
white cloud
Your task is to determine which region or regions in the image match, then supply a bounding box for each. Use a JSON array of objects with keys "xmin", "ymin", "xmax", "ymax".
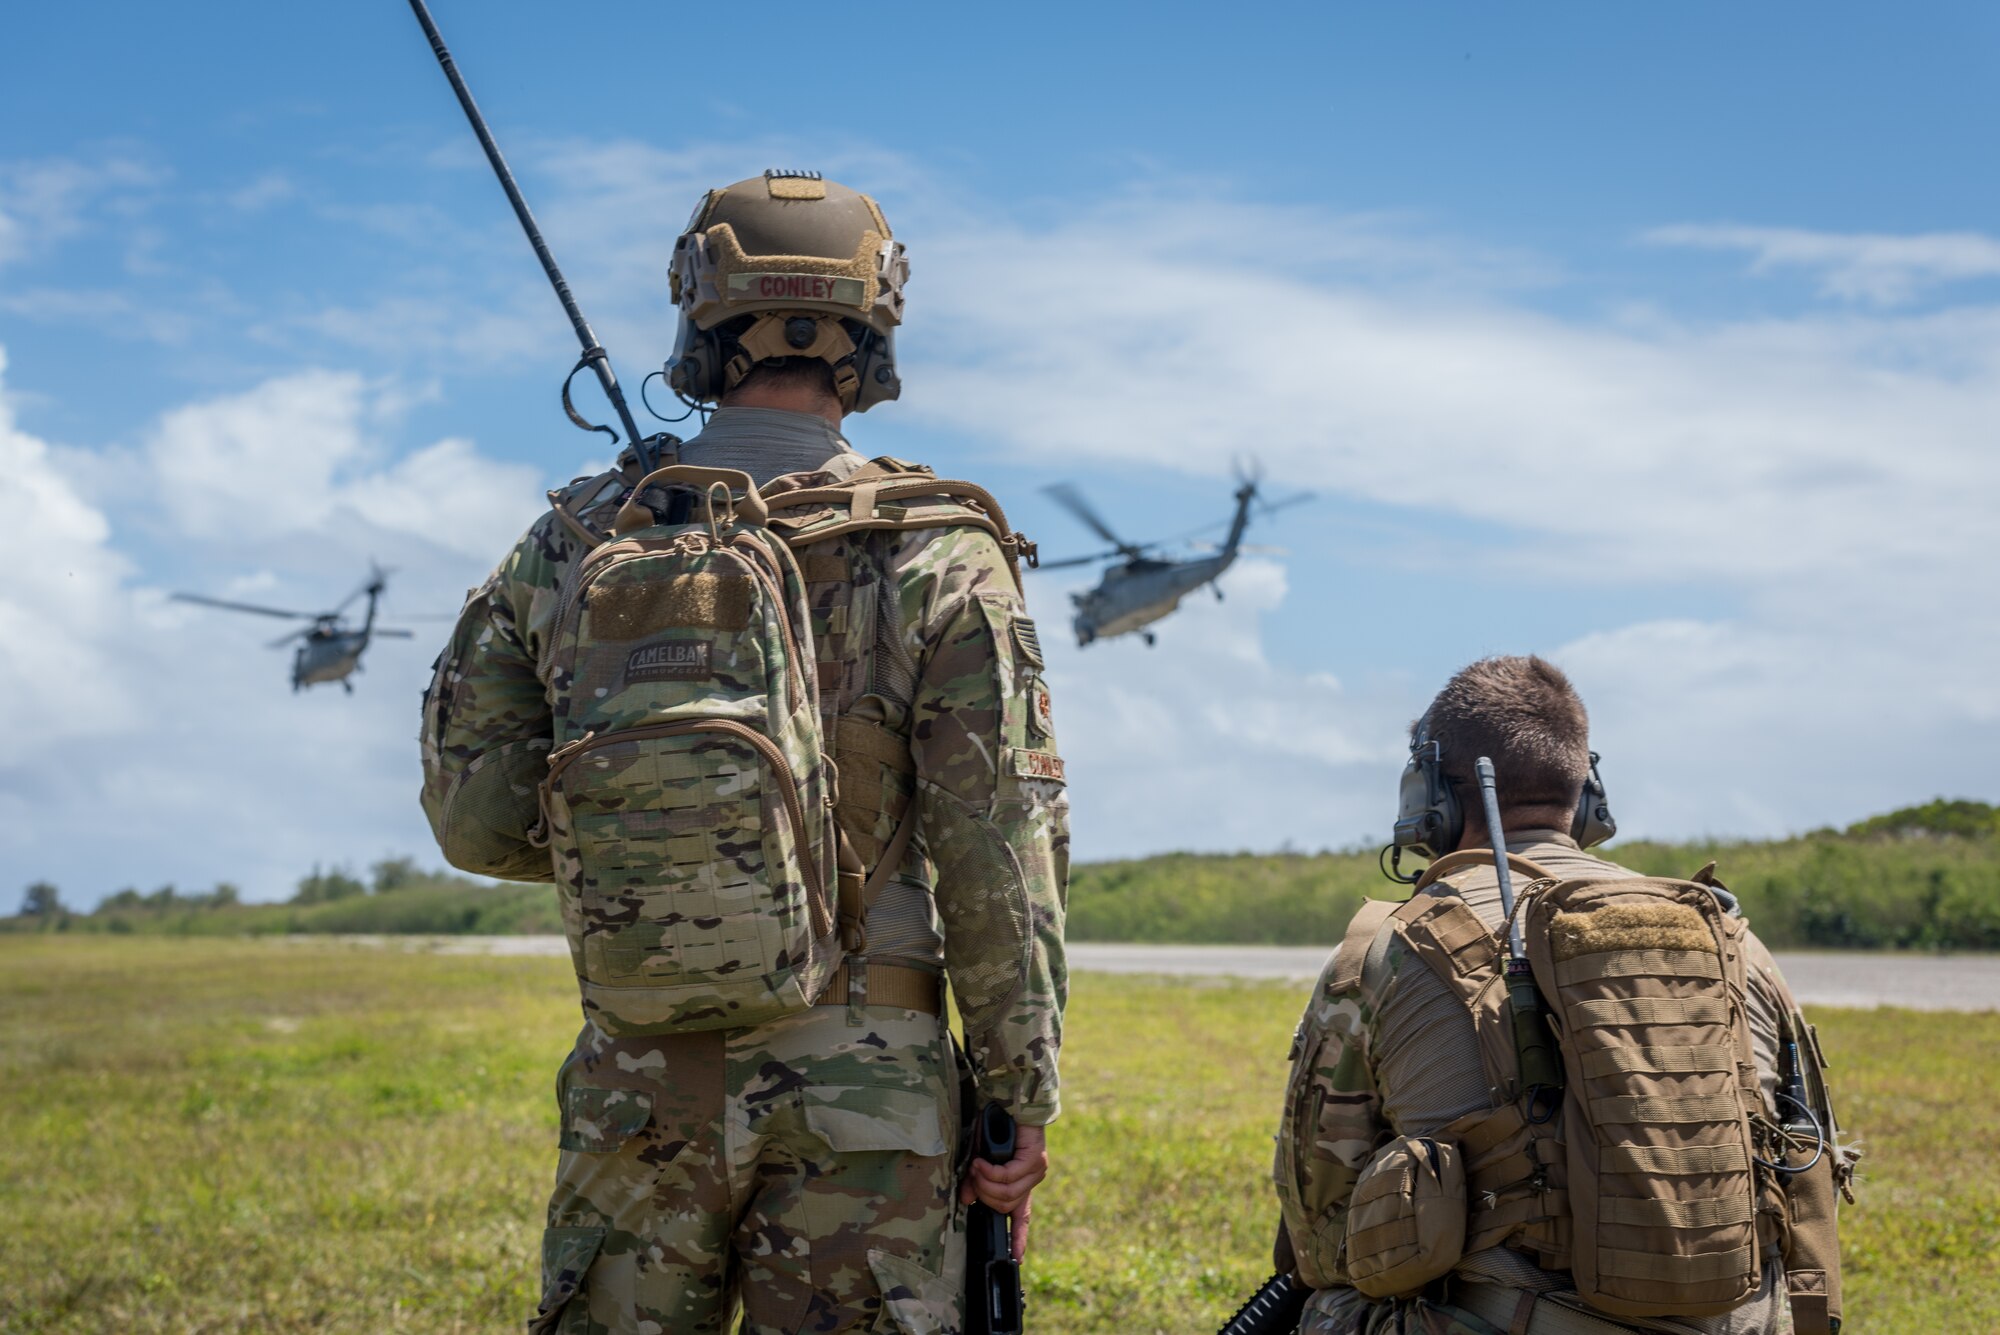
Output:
[
  {"xmin": 1047, "ymin": 559, "xmax": 1412, "ymax": 857},
  {"xmin": 225, "ymin": 171, "xmax": 296, "ymax": 213},
  {"xmin": 0, "ymin": 351, "xmax": 548, "ymax": 904},
  {"xmin": 0, "ymin": 152, "xmax": 164, "ymax": 268},
  {"xmin": 143, "ymin": 369, "xmax": 542, "ymax": 558},
  {"xmin": 894, "ymin": 194, "xmax": 2000, "ymax": 841},
  {"xmin": 906, "ymin": 197, "xmax": 2000, "ymax": 599},
  {"xmin": 0, "ymin": 286, "xmax": 195, "ymax": 343},
  {"xmin": 0, "ymin": 348, "xmax": 138, "ymax": 751},
  {"xmin": 1644, "ymin": 223, "xmax": 2000, "ymax": 304}
]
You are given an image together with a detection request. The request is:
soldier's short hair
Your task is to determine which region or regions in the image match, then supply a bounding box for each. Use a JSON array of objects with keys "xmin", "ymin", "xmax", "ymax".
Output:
[{"xmin": 1418, "ymin": 655, "xmax": 1591, "ymax": 809}]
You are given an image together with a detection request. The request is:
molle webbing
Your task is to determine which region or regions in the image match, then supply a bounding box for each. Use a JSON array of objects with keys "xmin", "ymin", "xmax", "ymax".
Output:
[{"xmin": 1526, "ymin": 879, "xmax": 1761, "ymax": 1317}]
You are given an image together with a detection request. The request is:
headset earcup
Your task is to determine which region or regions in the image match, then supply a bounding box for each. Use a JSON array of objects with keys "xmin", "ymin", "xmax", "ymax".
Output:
[
  {"xmin": 667, "ymin": 328, "xmax": 727, "ymax": 403},
  {"xmin": 1438, "ymin": 775, "xmax": 1464, "ymax": 853},
  {"xmin": 1572, "ymin": 753, "xmax": 1617, "ymax": 848}
]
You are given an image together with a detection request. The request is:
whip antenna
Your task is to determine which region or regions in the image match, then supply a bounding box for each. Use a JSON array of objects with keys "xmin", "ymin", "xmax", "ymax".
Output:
[{"xmin": 405, "ymin": 0, "xmax": 659, "ymax": 469}]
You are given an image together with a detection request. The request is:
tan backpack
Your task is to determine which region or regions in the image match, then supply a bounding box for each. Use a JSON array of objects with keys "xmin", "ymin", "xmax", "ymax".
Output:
[
  {"xmin": 1521, "ymin": 872, "xmax": 1765, "ymax": 1317},
  {"xmin": 1331, "ymin": 853, "xmax": 1772, "ymax": 1318}
]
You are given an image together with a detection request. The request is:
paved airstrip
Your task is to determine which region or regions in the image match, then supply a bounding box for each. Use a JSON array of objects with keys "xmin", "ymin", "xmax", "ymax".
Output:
[{"xmin": 341, "ymin": 937, "xmax": 2000, "ymax": 1011}]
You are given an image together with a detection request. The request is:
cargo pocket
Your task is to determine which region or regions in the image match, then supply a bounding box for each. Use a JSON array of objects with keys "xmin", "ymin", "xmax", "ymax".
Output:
[
  {"xmin": 528, "ymin": 1225, "xmax": 605, "ymax": 1335},
  {"xmin": 558, "ymin": 1085, "xmax": 652, "ymax": 1153},
  {"xmin": 802, "ymin": 1086, "xmax": 950, "ymax": 1157},
  {"xmin": 867, "ymin": 1248, "xmax": 961, "ymax": 1335}
]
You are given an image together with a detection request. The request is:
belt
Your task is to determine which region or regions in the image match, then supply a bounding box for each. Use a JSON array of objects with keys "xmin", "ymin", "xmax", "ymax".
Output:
[
  {"xmin": 814, "ymin": 961, "xmax": 944, "ymax": 1015},
  {"xmin": 1454, "ymin": 1282, "xmax": 1646, "ymax": 1335}
]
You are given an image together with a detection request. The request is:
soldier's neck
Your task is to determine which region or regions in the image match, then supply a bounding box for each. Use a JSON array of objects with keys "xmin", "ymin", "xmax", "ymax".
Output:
[
  {"xmin": 1460, "ymin": 807, "xmax": 1575, "ymax": 852},
  {"xmin": 680, "ymin": 406, "xmax": 855, "ymax": 488},
  {"xmin": 719, "ymin": 381, "xmax": 845, "ymax": 426}
]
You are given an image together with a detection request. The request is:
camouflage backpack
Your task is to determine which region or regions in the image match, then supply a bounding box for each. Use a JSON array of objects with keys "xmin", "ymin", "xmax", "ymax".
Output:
[
  {"xmin": 534, "ymin": 460, "xmax": 1033, "ymax": 1037},
  {"xmin": 532, "ymin": 466, "xmax": 842, "ymax": 1035}
]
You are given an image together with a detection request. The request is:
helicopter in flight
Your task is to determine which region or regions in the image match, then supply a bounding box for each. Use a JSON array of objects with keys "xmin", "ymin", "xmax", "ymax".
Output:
[
  {"xmin": 171, "ymin": 565, "xmax": 425, "ymax": 693},
  {"xmin": 1039, "ymin": 473, "xmax": 1310, "ymax": 647}
]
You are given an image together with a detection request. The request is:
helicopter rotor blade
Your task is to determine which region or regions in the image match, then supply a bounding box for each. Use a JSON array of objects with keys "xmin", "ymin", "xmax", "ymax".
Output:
[
  {"xmin": 1034, "ymin": 551, "xmax": 1123, "ymax": 571},
  {"xmin": 1042, "ymin": 483, "xmax": 1144, "ymax": 558},
  {"xmin": 172, "ymin": 592, "xmax": 315, "ymax": 621},
  {"xmin": 370, "ymin": 628, "xmax": 417, "ymax": 639},
  {"xmin": 266, "ymin": 628, "xmax": 312, "ymax": 649},
  {"xmin": 1258, "ymin": 490, "xmax": 1315, "ymax": 516}
]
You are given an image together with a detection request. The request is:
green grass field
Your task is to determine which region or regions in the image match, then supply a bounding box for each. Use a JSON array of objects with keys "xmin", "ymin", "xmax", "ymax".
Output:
[{"xmin": 2, "ymin": 938, "xmax": 1994, "ymax": 1332}]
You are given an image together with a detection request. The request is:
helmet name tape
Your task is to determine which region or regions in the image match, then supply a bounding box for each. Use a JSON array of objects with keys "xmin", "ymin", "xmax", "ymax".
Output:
[{"xmin": 728, "ymin": 272, "xmax": 869, "ymax": 305}]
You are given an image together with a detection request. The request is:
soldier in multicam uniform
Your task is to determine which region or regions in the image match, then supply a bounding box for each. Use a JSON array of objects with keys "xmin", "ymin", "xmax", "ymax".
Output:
[
  {"xmin": 1271, "ymin": 657, "xmax": 1852, "ymax": 1335},
  {"xmin": 420, "ymin": 172, "xmax": 1068, "ymax": 1334}
]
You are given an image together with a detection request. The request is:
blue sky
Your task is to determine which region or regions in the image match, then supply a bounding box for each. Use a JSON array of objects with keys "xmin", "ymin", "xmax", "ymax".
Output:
[{"xmin": 4, "ymin": 2, "xmax": 1998, "ymax": 905}]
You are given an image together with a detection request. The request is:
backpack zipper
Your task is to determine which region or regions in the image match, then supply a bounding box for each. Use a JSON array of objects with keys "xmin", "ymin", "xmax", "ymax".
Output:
[{"xmin": 544, "ymin": 718, "xmax": 830, "ymax": 935}]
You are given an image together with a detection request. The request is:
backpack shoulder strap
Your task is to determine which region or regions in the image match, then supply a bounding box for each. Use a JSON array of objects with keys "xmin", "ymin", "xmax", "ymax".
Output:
[
  {"xmin": 763, "ymin": 456, "xmax": 1037, "ymax": 589},
  {"xmin": 1412, "ymin": 847, "xmax": 1560, "ymax": 892},
  {"xmin": 544, "ymin": 465, "xmax": 636, "ymax": 552},
  {"xmin": 1329, "ymin": 898, "xmax": 1403, "ymax": 995}
]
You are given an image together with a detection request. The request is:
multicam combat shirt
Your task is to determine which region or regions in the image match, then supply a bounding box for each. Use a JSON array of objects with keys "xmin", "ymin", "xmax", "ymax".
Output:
[{"xmin": 420, "ymin": 431, "xmax": 1069, "ymax": 1125}]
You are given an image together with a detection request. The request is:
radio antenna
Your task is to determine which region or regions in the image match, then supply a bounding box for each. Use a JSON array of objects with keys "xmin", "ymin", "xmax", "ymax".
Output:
[{"xmin": 405, "ymin": 0, "xmax": 660, "ymax": 470}]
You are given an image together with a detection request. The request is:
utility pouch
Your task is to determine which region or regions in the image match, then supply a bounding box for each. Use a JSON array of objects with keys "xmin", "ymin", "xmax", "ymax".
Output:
[
  {"xmin": 1781, "ymin": 1149, "xmax": 1842, "ymax": 1335},
  {"xmin": 1781, "ymin": 1011, "xmax": 1848, "ymax": 1335},
  {"xmin": 1344, "ymin": 1134, "xmax": 1467, "ymax": 1299}
]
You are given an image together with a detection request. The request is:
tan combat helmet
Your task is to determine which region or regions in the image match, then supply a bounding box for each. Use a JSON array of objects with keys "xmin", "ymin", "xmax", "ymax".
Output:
[{"xmin": 667, "ymin": 170, "xmax": 910, "ymax": 413}]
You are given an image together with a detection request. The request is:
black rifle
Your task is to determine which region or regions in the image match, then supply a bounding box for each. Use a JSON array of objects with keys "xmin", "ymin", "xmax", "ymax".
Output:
[
  {"xmin": 405, "ymin": 0, "xmax": 666, "ymax": 471},
  {"xmin": 1217, "ymin": 1272, "xmax": 1309, "ymax": 1335},
  {"xmin": 966, "ymin": 1104, "xmax": 1024, "ymax": 1335}
]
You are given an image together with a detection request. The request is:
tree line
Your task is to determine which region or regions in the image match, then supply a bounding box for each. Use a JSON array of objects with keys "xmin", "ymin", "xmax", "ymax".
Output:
[{"xmin": 14, "ymin": 799, "xmax": 2000, "ymax": 950}]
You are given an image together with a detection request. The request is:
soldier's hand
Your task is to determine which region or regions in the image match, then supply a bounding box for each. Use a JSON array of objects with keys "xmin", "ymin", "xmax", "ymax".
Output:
[{"xmin": 960, "ymin": 1122, "xmax": 1048, "ymax": 1260}]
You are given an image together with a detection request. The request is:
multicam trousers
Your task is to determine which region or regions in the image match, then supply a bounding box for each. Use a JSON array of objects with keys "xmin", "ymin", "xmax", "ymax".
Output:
[{"xmin": 531, "ymin": 1004, "xmax": 965, "ymax": 1335}]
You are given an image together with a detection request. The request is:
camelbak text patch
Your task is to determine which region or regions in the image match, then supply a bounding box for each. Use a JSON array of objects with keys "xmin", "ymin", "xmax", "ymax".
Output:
[
  {"xmin": 728, "ymin": 273, "xmax": 868, "ymax": 305},
  {"xmin": 625, "ymin": 641, "xmax": 712, "ymax": 684}
]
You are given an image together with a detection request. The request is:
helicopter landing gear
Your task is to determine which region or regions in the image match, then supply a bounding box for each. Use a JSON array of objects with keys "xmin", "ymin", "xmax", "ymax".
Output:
[
  {"xmin": 1214, "ymin": 585, "xmax": 1225, "ymax": 602},
  {"xmin": 342, "ymin": 680, "xmax": 354, "ymax": 695},
  {"xmin": 1143, "ymin": 632, "xmax": 1157, "ymax": 648}
]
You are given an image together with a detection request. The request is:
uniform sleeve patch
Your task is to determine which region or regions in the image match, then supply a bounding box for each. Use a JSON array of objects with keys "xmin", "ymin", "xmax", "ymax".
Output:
[
  {"xmin": 1028, "ymin": 685, "xmax": 1054, "ymax": 740},
  {"xmin": 1004, "ymin": 747, "xmax": 1066, "ymax": 783},
  {"xmin": 1012, "ymin": 617, "xmax": 1044, "ymax": 668}
]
